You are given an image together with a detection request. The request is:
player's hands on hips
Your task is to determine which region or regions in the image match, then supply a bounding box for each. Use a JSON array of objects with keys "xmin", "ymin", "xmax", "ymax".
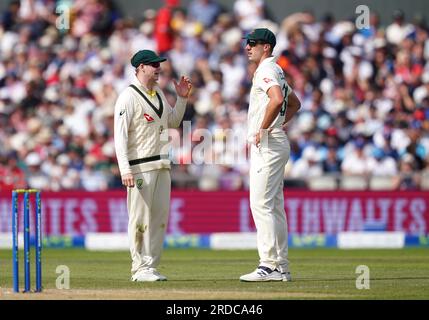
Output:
[
  {"xmin": 122, "ymin": 173, "xmax": 135, "ymax": 188},
  {"xmin": 255, "ymin": 128, "xmax": 273, "ymax": 148},
  {"xmin": 281, "ymin": 121, "xmax": 288, "ymax": 132},
  {"xmin": 173, "ymin": 76, "xmax": 192, "ymax": 98},
  {"xmin": 255, "ymin": 132, "xmax": 261, "ymax": 148}
]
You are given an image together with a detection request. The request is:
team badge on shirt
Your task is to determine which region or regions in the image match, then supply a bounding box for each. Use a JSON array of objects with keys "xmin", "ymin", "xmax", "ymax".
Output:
[
  {"xmin": 263, "ymin": 77, "xmax": 273, "ymax": 83},
  {"xmin": 144, "ymin": 113, "xmax": 154, "ymax": 122},
  {"xmin": 136, "ymin": 178, "xmax": 143, "ymax": 189}
]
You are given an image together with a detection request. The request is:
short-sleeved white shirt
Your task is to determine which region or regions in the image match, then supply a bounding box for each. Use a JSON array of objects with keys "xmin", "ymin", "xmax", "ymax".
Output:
[{"xmin": 247, "ymin": 56, "xmax": 291, "ymax": 142}]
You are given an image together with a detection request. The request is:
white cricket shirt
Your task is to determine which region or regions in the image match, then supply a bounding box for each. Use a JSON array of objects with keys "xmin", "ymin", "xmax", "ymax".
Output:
[
  {"xmin": 247, "ymin": 56, "xmax": 291, "ymax": 143},
  {"xmin": 114, "ymin": 76, "xmax": 187, "ymax": 175}
]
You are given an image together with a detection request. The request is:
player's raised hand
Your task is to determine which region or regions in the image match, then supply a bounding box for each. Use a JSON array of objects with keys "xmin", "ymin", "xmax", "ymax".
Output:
[{"xmin": 173, "ymin": 76, "xmax": 192, "ymax": 98}]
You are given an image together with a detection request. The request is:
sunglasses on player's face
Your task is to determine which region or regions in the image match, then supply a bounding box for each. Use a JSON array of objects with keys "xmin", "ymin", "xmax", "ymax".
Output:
[
  {"xmin": 246, "ymin": 39, "xmax": 266, "ymax": 47},
  {"xmin": 145, "ymin": 62, "xmax": 160, "ymax": 68}
]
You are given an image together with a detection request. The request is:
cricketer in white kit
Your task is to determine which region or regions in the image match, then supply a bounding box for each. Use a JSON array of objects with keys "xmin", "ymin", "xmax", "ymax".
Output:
[
  {"xmin": 240, "ymin": 28, "xmax": 301, "ymax": 282},
  {"xmin": 114, "ymin": 50, "xmax": 192, "ymax": 282}
]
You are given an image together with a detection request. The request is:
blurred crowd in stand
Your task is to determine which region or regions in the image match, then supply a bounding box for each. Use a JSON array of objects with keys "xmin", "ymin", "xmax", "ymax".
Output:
[{"xmin": 0, "ymin": 0, "xmax": 428, "ymax": 191}]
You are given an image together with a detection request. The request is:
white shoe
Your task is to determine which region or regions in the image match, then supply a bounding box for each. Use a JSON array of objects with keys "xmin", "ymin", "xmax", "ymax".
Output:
[
  {"xmin": 131, "ymin": 268, "xmax": 167, "ymax": 282},
  {"xmin": 240, "ymin": 266, "xmax": 283, "ymax": 282},
  {"xmin": 150, "ymin": 268, "xmax": 167, "ymax": 281}
]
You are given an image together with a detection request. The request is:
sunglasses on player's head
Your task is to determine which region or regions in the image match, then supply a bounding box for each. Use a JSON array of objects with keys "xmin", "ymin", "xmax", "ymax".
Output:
[
  {"xmin": 145, "ymin": 62, "xmax": 160, "ymax": 68},
  {"xmin": 246, "ymin": 39, "xmax": 267, "ymax": 47}
]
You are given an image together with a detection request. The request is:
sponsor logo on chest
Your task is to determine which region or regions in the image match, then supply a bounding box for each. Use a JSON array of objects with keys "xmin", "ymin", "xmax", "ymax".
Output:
[{"xmin": 144, "ymin": 113, "xmax": 154, "ymax": 122}]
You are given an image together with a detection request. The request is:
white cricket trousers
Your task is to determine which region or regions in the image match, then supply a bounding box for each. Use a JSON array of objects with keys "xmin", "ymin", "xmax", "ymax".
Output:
[
  {"xmin": 127, "ymin": 169, "xmax": 171, "ymax": 275},
  {"xmin": 249, "ymin": 135, "xmax": 290, "ymax": 271}
]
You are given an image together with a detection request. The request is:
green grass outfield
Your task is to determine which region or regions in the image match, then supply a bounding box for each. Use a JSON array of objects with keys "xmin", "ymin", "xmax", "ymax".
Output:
[{"xmin": 0, "ymin": 248, "xmax": 428, "ymax": 299}]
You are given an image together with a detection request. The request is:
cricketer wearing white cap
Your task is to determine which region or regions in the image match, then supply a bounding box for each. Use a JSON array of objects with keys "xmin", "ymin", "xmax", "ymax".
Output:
[
  {"xmin": 114, "ymin": 50, "xmax": 192, "ymax": 281},
  {"xmin": 240, "ymin": 28, "xmax": 301, "ymax": 282}
]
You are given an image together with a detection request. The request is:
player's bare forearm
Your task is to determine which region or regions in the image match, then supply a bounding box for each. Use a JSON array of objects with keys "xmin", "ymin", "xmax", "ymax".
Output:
[
  {"xmin": 256, "ymin": 102, "xmax": 282, "ymax": 146},
  {"xmin": 260, "ymin": 101, "xmax": 283, "ymax": 130},
  {"xmin": 254, "ymin": 86, "xmax": 284, "ymax": 146},
  {"xmin": 283, "ymin": 91, "xmax": 301, "ymax": 125}
]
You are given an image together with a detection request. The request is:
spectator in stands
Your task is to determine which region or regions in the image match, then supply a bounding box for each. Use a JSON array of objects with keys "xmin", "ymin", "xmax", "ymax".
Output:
[
  {"xmin": 341, "ymin": 137, "xmax": 375, "ymax": 176},
  {"xmin": 421, "ymin": 156, "xmax": 429, "ymax": 189},
  {"xmin": 0, "ymin": 152, "xmax": 26, "ymax": 190},
  {"xmin": 167, "ymin": 36, "xmax": 195, "ymax": 76},
  {"xmin": 90, "ymin": 0, "xmax": 120, "ymax": 39},
  {"xmin": 155, "ymin": 0, "xmax": 180, "ymax": 54},
  {"xmin": 218, "ymin": 165, "xmax": 243, "ymax": 190},
  {"xmin": 80, "ymin": 154, "xmax": 109, "ymax": 191},
  {"xmin": 370, "ymin": 148, "xmax": 398, "ymax": 176},
  {"xmin": 393, "ymin": 153, "xmax": 421, "ymax": 190},
  {"xmin": 290, "ymin": 146, "xmax": 323, "ymax": 178},
  {"xmin": 358, "ymin": 11, "xmax": 380, "ymax": 39},
  {"xmin": 322, "ymin": 147, "xmax": 341, "ymax": 174},
  {"xmin": 0, "ymin": 2, "xmax": 428, "ymax": 191},
  {"xmin": 25, "ymin": 152, "xmax": 50, "ymax": 190},
  {"xmin": 50, "ymin": 154, "xmax": 81, "ymax": 190},
  {"xmin": 219, "ymin": 51, "xmax": 246, "ymax": 101},
  {"xmin": 72, "ymin": 0, "xmax": 104, "ymax": 38},
  {"xmin": 1, "ymin": 0, "xmax": 21, "ymax": 32},
  {"xmin": 386, "ymin": 10, "xmax": 415, "ymax": 46},
  {"xmin": 171, "ymin": 163, "xmax": 198, "ymax": 188},
  {"xmin": 233, "ymin": 0, "xmax": 265, "ymax": 32},
  {"xmin": 188, "ymin": 0, "xmax": 222, "ymax": 28}
]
